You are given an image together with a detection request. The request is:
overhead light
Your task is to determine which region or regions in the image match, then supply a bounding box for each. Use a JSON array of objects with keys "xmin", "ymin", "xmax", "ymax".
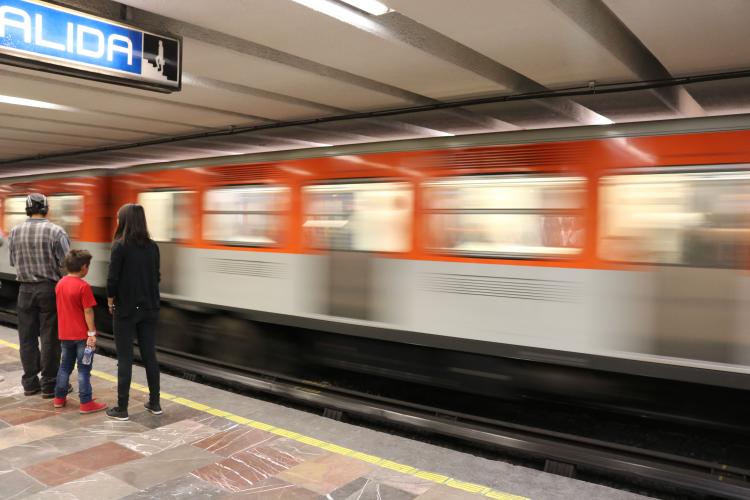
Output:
[
  {"xmin": 290, "ymin": 0, "xmax": 382, "ymax": 30},
  {"xmin": 0, "ymin": 94, "xmax": 73, "ymax": 111},
  {"xmin": 339, "ymin": 0, "xmax": 392, "ymax": 15}
]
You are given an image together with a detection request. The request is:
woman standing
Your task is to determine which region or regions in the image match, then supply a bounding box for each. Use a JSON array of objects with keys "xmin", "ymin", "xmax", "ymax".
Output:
[{"xmin": 105, "ymin": 204, "xmax": 162, "ymax": 421}]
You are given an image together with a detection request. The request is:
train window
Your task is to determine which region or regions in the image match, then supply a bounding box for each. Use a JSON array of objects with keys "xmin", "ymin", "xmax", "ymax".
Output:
[
  {"xmin": 47, "ymin": 195, "xmax": 83, "ymax": 240},
  {"xmin": 4, "ymin": 196, "xmax": 27, "ymax": 232},
  {"xmin": 424, "ymin": 176, "xmax": 585, "ymax": 258},
  {"xmin": 600, "ymin": 171, "xmax": 750, "ymax": 267},
  {"xmin": 3, "ymin": 195, "xmax": 83, "ymax": 238},
  {"xmin": 303, "ymin": 182, "xmax": 413, "ymax": 252},
  {"xmin": 138, "ymin": 190, "xmax": 195, "ymax": 242},
  {"xmin": 203, "ymin": 185, "xmax": 288, "ymax": 246}
]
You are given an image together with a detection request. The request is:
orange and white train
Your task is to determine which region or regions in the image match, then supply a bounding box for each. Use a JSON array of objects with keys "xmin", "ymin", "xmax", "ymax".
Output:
[{"xmin": 1, "ymin": 120, "xmax": 749, "ymax": 403}]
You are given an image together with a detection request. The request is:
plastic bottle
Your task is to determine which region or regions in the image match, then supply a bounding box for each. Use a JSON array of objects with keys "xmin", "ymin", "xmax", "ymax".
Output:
[{"xmin": 82, "ymin": 346, "xmax": 94, "ymax": 365}]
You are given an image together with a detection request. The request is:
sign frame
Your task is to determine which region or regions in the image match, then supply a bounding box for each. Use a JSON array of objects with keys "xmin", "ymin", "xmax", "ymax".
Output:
[{"xmin": 0, "ymin": 0, "xmax": 182, "ymax": 93}]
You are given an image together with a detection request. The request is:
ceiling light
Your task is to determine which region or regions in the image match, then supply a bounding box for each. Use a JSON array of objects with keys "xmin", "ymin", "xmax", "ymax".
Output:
[
  {"xmin": 339, "ymin": 0, "xmax": 392, "ymax": 15},
  {"xmin": 0, "ymin": 94, "xmax": 73, "ymax": 111},
  {"xmin": 290, "ymin": 0, "xmax": 380, "ymax": 30}
]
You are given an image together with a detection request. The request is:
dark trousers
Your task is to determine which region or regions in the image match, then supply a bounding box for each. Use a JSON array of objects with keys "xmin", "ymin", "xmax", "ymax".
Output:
[
  {"xmin": 55, "ymin": 340, "xmax": 92, "ymax": 403},
  {"xmin": 17, "ymin": 282, "xmax": 60, "ymax": 393},
  {"xmin": 114, "ymin": 307, "xmax": 160, "ymax": 408}
]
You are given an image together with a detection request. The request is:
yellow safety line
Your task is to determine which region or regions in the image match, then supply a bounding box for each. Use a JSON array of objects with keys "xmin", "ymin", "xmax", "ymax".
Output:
[{"xmin": 0, "ymin": 340, "xmax": 529, "ymax": 500}]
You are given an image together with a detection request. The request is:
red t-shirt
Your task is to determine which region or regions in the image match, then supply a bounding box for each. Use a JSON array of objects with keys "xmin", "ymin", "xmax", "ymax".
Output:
[{"xmin": 56, "ymin": 275, "xmax": 97, "ymax": 341}]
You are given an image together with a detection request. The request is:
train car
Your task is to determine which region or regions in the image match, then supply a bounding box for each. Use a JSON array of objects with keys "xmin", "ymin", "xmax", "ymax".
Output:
[
  {"xmin": 0, "ymin": 175, "xmax": 111, "ymax": 308},
  {"xmin": 2, "ymin": 122, "xmax": 749, "ymax": 412}
]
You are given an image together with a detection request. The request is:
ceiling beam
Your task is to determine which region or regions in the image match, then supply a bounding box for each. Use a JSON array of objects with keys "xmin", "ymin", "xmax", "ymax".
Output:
[
  {"xmin": 548, "ymin": 0, "xmax": 703, "ymax": 117},
  {"xmin": 339, "ymin": 9, "xmax": 612, "ymax": 125}
]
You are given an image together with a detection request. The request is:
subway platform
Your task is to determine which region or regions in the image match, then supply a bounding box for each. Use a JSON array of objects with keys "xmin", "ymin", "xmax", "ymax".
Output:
[{"xmin": 0, "ymin": 326, "xmax": 648, "ymax": 500}]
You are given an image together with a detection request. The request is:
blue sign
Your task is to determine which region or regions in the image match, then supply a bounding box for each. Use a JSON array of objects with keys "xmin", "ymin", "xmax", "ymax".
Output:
[{"xmin": 0, "ymin": 0, "xmax": 180, "ymax": 92}]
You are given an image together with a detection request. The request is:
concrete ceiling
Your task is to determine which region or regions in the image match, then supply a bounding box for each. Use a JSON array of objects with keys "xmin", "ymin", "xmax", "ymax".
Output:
[{"xmin": 1, "ymin": 0, "xmax": 749, "ymax": 177}]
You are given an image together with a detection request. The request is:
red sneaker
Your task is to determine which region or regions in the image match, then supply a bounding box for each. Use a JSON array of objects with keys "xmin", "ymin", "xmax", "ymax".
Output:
[
  {"xmin": 79, "ymin": 400, "xmax": 108, "ymax": 414},
  {"xmin": 53, "ymin": 397, "xmax": 66, "ymax": 408}
]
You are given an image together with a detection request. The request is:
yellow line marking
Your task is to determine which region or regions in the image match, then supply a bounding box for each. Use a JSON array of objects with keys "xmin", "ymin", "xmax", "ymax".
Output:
[
  {"xmin": 226, "ymin": 415, "xmax": 252, "ymax": 425},
  {"xmin": 246, "ymin": 420, "xmax": 275, "ymax": 431},
  {"xmin": 378, "ymin": 459, "xmax": 416, "ymax": 474},
  {"xmin": 414, "ymin": 470, "xmax": 450, "ymax": 483},
  {"xmin": 320, "ymin": 443, "xmax": 354, "ymax": 456},
  {"xmin": 350, "ymin": 451, "xmax": 383, "ymax": 464},
  {"xmin": 90, "ymin": 370, "xmax": 117, "ymax": 383},
  {"xmin": 171, "ymin": 397, "xmax": 211, "ymax": 411},
  {"xmin": 297, "ymin": 436, "xmax": 326, "ymax": 447},
  {"xmin": 485, "ymin": 490, "xmax": 530, "ymax": 500},
  {"xmin": 206, "ymin": 408, "xmax": 232, "ymax": 418},
  {"xmin": 269, "ymin": 428, "xmax": 302, "ymax": 439},
  {"xmin": 0, "ymin": 337, "xmax": 530, "ymax": 500},
  {"xmin": 0, "ymin": 339, "xmax": 20, "ymax": 349},
  {"xmin": 445, "ymin": 479, "xmax": 492, "ymax": 494}
]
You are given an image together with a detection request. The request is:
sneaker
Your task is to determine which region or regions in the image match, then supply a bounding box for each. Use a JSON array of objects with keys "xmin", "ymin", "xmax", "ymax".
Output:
[
  {"xmin": 53, "ymin": 397, "xmax": 66, "ymax": 408},
  {"xmin": 144, "ymin": 401, "xmax": 162, "ymax": 415},
  {"xmin": 80, "ymin": 400, "xmax": 107, "ymax": 414},
  {"xmin": 24, "ymin": 388, "xmax": 41, "ymax": 396},
  {"xmin": 43, "ymin": 384, "xmax": 72, "ymax": 399},
  {"xmin": 106, "ymin": 406, "xmax": 129, "ymax": 421}
]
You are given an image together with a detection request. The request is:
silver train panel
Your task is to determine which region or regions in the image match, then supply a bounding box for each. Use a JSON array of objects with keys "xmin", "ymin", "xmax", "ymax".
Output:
[
  {"xmin": 165, "ymin": 247, "xmax": 750, "ymax": 377},
  {"xmin": 0, "ymin": 240, "xmax": 109, "ymax": 288}
]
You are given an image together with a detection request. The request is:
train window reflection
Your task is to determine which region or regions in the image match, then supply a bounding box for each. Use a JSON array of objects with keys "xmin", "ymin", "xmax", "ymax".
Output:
[
  {"xmin": 600, "ymin": 171, "xmax": 750, "ymax": 267},
  {"xmin": 424, "ymin": 176, "xmax": 585, "ymax": 258},
  {"xmin": 46, "ymin": 195, "xmax": 83, "ymax": 240},
  {"xmin": 303, "ymin": 182, "xmax": 413, "ymax": 252},
  {"xmin": 4, "ymin": 196, "xmax": 27, "ymax": 233},
  {"xmin": 203, "ymin": 185, "xmax": 288, "ymax": 246},
  {"xmin": 138, "ymin": 190, "xmax": 194, "ymax": 242}
]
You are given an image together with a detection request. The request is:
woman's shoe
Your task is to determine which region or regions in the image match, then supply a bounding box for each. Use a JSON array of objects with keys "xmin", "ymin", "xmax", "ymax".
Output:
[
  {"xmin": 144, "ymin": 401, "xmax": 162, "ymax": 415},
  {"xmin": 80, "ymin": 400, "xmax": 107, "ymax": 414},
  {"xmin": 53, "ymin": 397, "xmax": 66, "ymax": 408},
  {"xmin": 105, "ymin": 406, "xmax": 129, "ymax": 420}
]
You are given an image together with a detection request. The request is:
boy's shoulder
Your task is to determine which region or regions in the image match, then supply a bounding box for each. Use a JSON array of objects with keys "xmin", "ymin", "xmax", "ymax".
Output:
[{"xmin": 57, "ymin": 275, "xmax": 90, "ymax": 291}]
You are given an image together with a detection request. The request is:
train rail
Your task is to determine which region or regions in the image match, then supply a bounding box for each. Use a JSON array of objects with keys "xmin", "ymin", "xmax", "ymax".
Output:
[{"xmin": 0, "ymin": 307, "xmax": 747, "ymax": 499}]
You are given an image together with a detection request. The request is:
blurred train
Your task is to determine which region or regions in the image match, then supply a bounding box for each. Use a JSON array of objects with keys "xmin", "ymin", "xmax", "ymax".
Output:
[{"xmin": 1, "ymin": 120, "xmax": 750, "ymax": 413}]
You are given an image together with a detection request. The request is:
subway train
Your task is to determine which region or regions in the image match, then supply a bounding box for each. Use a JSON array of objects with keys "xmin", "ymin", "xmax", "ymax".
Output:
[{"xmin": 1, "ymin": 120, "xmax": 750, "ymax": 416}]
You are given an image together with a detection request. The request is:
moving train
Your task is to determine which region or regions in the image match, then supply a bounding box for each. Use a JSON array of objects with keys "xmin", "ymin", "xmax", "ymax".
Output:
[{"xmin": 2, "ymin": 119, "xmax": 749, "ymax": 414}]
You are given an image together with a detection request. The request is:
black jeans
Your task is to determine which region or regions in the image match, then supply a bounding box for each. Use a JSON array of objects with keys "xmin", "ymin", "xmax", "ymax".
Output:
[
  {"xmin": 17, "ymin": 282, "xmax": 60, "ymax": 393},
  {"xmin": 114, "ymin": 307, "xmax": 160, "ymax": 408}
]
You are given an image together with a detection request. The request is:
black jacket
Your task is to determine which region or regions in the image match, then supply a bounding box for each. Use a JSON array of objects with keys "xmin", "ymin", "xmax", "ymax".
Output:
[{"xmin": 106, "ymin": 239, "xmax": 160, "ymax": 316}]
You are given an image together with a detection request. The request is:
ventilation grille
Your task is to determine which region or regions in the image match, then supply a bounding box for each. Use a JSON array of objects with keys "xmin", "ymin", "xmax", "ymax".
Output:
[
  {"xmin": 211, "ymin": 164, "xmax": 276, "ymax": 183},
  {"xmin": 420, "ymin": 273, "xmax": 581, "ymax": 303},
  {"xmin": 207, "ymin": 258, "xmax": 286, "ymax": 279},
  {"xmin": 419, "ymin": 144, "xmax": 583, "ymax": 170}
]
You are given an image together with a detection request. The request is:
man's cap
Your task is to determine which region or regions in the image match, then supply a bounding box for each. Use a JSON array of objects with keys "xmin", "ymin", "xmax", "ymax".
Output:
[{"xmin": 26, "ymin": 193, "xmax": 48, "ymax": 209}]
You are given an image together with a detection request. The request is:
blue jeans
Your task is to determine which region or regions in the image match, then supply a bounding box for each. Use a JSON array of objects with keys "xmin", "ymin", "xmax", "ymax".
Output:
[{"xmin": 54, "ymin": 340, "xmax": 92, "ymax": 403}]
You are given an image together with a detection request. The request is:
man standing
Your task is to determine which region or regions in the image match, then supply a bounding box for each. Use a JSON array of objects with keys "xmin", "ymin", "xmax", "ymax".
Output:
[{"xmin": 9, "ymin": 194, "xmax": 70, "ymax": 397}]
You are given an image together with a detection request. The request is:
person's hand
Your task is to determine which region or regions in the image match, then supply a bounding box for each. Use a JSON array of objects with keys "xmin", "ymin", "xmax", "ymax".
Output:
[
  {"xmin": 107, "ymin": 298, "xmax": 114, "ymax": 315},
  {"xmin": 86, "ymin": 336, "xmax": 96, "ymax": 348}
]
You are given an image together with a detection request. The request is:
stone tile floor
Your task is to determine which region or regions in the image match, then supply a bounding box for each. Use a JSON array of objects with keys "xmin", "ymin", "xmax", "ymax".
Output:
[
  {"xmin": 0, "ymin": 344, "xmax": 492, "ymax": 500},
  {"xmin": 0, "ymin": 325, "xmax": 651, "ymax": 500}
]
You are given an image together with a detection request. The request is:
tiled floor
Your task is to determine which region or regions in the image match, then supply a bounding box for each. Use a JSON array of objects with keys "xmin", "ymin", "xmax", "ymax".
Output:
[{"xmin": 0, "ymin": 325, "xmax": 652, "ymax": 500}]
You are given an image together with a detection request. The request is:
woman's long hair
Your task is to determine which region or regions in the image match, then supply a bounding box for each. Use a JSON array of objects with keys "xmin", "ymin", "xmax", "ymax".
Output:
[{"xmin": 113, "ymin": 204, "xmax": 151, "ymax": 245}]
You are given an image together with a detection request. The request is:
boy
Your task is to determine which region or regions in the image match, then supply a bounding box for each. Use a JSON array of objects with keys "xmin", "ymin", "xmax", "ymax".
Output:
[{"xmin": 52, "ymin": 250, "xmax": 107, "ymax": 414}]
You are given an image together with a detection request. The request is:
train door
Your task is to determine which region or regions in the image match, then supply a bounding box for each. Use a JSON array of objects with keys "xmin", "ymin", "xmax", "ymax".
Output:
[
  {"xmin": 138, "ymin": 190, "xmax": 195, "ymax": 296},
  {"xmin": 303, "ymin": 181, "xmax": 413, "ymax": 320},
  {"xmin": 600, "ymin": 170, "xmax": 750, "ymax": 364}
]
